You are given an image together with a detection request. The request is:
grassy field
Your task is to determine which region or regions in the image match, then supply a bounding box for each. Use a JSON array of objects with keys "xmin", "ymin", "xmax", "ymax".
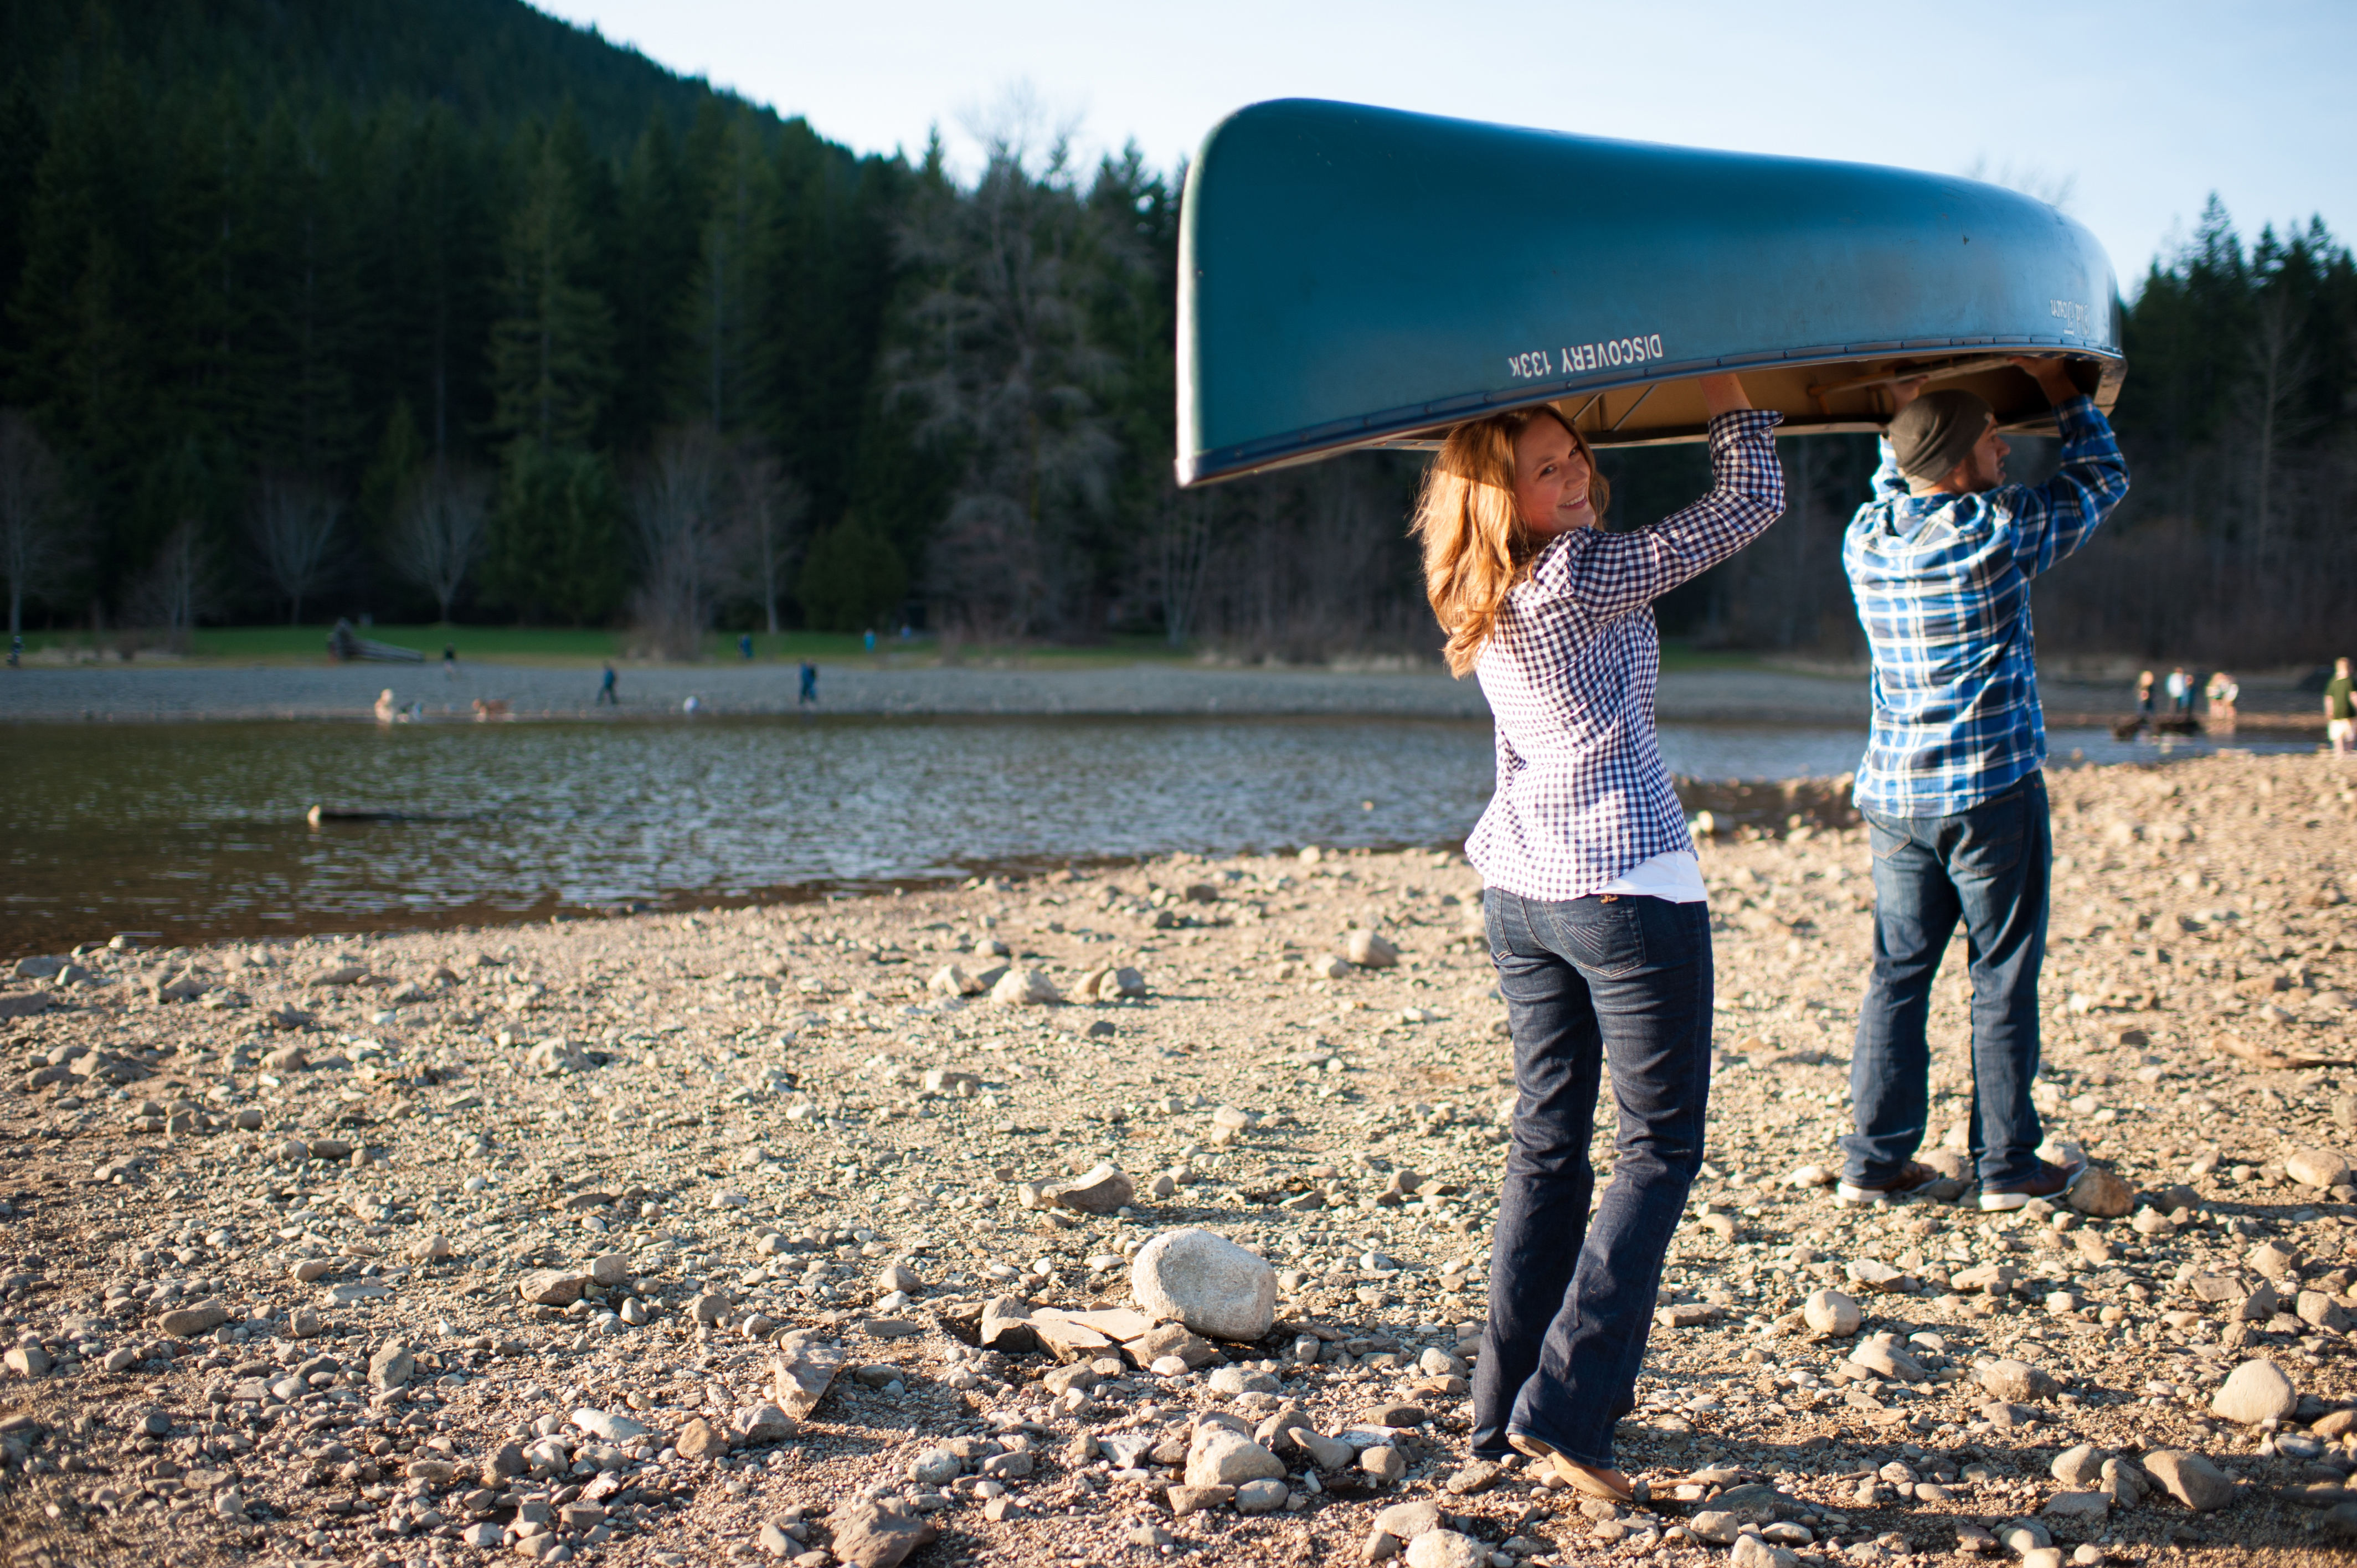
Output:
[{"xmin": 13, "ymin": 623, "xmax": 1763, "ymax": 672}]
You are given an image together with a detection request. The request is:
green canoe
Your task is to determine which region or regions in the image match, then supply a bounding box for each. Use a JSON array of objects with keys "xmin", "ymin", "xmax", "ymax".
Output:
[{"xmin": 1176, "ymin": 100, "xmax": 2123, "ymax": 486}]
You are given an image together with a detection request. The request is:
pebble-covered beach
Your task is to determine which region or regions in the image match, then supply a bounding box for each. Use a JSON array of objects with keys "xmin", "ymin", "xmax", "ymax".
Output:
[{"xmin": 4, "ymin": 750, "xmax": 2356, "ymax": 1568}]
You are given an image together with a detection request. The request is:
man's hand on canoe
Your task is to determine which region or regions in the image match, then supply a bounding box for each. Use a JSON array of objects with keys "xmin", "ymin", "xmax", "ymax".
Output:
[{"xmin": 2009, "ymin": 355, "xmax": 2082, "ymax": 406}]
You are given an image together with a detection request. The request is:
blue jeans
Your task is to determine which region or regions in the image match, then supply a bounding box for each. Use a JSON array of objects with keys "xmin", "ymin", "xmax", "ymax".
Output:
[
  {"xmin": 1845, "ymin": 772, "xmax": 2050, "ymax": 1189},
  {"xmin": 1471, "ymin": 889, "xmax": 1713, "ymax": 1466}
]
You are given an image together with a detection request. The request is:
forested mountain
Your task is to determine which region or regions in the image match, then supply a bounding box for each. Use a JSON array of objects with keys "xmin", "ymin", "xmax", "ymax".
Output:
[{"xmin": 1, "ymin": 1, "xmax": 2350, "ymax": 663}]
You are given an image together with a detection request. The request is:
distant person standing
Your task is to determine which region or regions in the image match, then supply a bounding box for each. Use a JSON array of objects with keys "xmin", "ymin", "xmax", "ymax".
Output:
[
  {"xmin": 2135, "ymin": 669, "xmax": 2155, "ymax": 723},
  {"xmin": 740, "ymin": 632, "xmax": 754, "ymax": 662},
  {"xmin": 2204, "ymin": 670, "xmax": 2238, "ymax": 734},
  {"xmin": 2328, "ymin": 657, "xmax": 2355, "ymax": 757},
  {"xmin": 444, "ymin": 643, "xmax": 457, "ymax": 680},
  {"xmin": 1837, "ymin": 357, "xmax": 2128, "ymax": 1212},
  {"xmin": 597, "ymin": 663, "xmax": 618, "ymax": 706},
  {"xmin": 2166, "ymin": 666, "xmax": 2192, "ymax": 718},
  {"xmin": 798, "ymin": 660, "xmax": 819, "ymax": 706},
  {"xmin": 7, "ymin": 634, "xmax": 20, "ymax": 668},
  {"xmin": 863, "ymin": 628, "xmax": 877, "ymax": 654}
]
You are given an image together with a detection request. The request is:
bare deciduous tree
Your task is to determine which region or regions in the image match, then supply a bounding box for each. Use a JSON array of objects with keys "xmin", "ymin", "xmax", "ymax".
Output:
[
  {"xmin": 1151, "ymin": 486, "xmax": 1212, "ymax": 647},
  {"xmin": 629, "ymin": 425, "xmax": 732, "ymax": 660},
  {"xmin": 125, "ymin": 518, "xmax": 218, "ymax": 652},
  {"xmin": 392, "ymin": 465, "xmax": 492, "ymax": 623},
  {"xmin": 251, "ymin": 476, "xmax": 342, "ymax": 625},
  {"xmin": 0, "ymin": 409, "xmax": 76, "ymax": 638},
  {"xmin": 732, "ymin": 451, "xmax": 806, "ymax": 635}
]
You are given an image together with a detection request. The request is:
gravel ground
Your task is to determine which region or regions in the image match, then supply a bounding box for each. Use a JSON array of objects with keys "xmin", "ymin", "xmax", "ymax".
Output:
[{"xmin": 3, "ymin": 751, "xmax": 2356, "ymax": 1568}]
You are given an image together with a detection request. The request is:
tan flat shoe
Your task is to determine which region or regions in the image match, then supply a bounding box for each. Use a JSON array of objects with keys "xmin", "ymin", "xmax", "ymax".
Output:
[{"xmin": 1506, "ymin": 1430, "xmax": 1639, "ymax": 1503}]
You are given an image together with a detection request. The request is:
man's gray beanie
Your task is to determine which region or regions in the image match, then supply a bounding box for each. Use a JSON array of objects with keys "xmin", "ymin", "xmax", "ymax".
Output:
[{"xmin": 1888, "ymin": 390, "xmax": 1995, "ymax": 484}]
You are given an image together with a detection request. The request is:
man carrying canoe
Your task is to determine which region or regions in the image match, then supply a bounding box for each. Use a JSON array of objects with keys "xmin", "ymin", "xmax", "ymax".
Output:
[{"xmin": 1836, "ymin": 359, "xmax": 2128, "ymax": 1211}]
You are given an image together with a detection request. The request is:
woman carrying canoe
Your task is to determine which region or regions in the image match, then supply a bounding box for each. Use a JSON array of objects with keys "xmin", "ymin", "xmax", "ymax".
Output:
[{"xmin": 1414, "ymin": 374, "xmax": 1782, "ymax": 1499}]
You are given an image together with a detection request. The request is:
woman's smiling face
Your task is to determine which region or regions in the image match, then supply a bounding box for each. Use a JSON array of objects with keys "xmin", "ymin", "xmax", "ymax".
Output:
[{"xmin": 1511, "ymin": 414, "xmax": 1594, "ymax": 535}]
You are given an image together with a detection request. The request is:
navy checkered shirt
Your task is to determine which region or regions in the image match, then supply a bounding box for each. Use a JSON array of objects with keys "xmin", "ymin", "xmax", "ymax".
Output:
[
  {"xmin": 1467, "ymin": 409, "xmax": 1785, "ymax": 901},
  {"xmin": 1844, "ymin": 395, "xmax": 2128, "ymax": 817}
]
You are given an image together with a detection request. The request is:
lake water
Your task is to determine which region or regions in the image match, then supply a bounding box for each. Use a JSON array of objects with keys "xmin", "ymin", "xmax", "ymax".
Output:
[{"xmin": 2, "ymin": 715, "xmax": 2306, "ymax": 957}]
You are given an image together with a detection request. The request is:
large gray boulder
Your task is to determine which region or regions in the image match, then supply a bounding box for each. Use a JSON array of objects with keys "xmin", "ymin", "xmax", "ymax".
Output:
[{"xmin": 1131, "ymin": 1227, "xmax": 1277, "ymax": 1342}]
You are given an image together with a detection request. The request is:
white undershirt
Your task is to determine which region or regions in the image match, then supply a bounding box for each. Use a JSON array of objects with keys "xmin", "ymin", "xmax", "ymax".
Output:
[{"xmin": 1594, "ymin": 849, "xmax": 1708, "ymax": 904}]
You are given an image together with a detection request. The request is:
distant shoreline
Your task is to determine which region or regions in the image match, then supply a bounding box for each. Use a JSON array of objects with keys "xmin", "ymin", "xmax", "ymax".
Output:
[{"xmin": 0, "ymin": 659, "xmax": 2329, "ymax": 734}]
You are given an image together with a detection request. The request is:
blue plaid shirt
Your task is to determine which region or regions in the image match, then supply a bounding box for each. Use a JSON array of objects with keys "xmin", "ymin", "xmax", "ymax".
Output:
[{"xmin": 1844, "ymin": 395, "xmax": 2128, "ymax": 817}]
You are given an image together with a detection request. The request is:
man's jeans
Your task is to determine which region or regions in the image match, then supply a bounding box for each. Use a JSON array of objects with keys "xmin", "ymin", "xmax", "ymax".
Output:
[
  {"xmin": 1472, "ymin": 889, "xmax": 1712, "ymax": 1467},
  {"xmin": 1845, "ymin": 773, "xmax": 2051, "ymax": 1190}
]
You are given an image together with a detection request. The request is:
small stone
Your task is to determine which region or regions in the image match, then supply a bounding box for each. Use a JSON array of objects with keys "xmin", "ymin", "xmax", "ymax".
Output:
[
  {"xmin": 2050, "ymin": 1445, "xmax": 2107, "ymax": 1487},
  {"xmin": 689, "ymin": 1292, "xmax": 731, "ymax": 1325},
  {"xmin": 157, "ymin": 1300, "xmax": 228, "ymax": 1338},
  {"xmin": 1847, "ymin": 1338, "xmax": 1926, "ymax": 1383},
  {"xmin": 676, "ymin": 1416, "xmax": 729, "ymax": 1461},
  {"xmin": 1165, "ymin": 1485, "xmax": 1234, "ymax": 1517},
  {"xmin": 589, "ymin": 1253, "xmax": 630, "ymax": 1287},
  {"xmin": 2298, "ymin": 1291, "xmax": 2351, "ymax": 1332},
  {"xmin": 1048, "ymin": 1163, "xmax": 1135, "ymax": 1215},
  {"xmin": 5, "ymin": 1345, "xmax": 51, "ymax": 1377},
  {"xmin": 1347, "ymin": 931, "xmax": 1400, "ymax": 969},
  {"xmin": 1845, "ymin": 1258, "xmax": 1909, "ymax": 1292},
  {"xmin": 2067, "ymin": 1165, "xmax": 2134, "ymax": 1218},
  {"xmin": 1730, "ymin": 1536, "xmax": 1798, "ymax": 1568},
  {"xmin": 989, "ymin": 967, "xmax": 1061, "ymax": 1006},
  {"xmin": 1403, "ymin": 1530, "xmax": 1483, "ymax": 1568},
  {"xmin": 517, "ymin": 1269, "xmax": 588, "ymax": 1307},
  {"xmin": 1804, "ymin": 1288, "xmax": 1862, "ymax": 1336},
  {"xmin": 2211, "ymin": 1359, "xmax": 2297, "ymax": 1425},
  {"xmin": 1235, "ymin": 1478, "xmax": 1288, "ymax": 1514},
  {"xmin": 825, "ymin": 1498, "xmax": 938, "ymax": 1568},
  {"xmin": 2246, "ymin": 1241, "xmax": 2302, "ymax": 1282},
  {"xmin": 1690, "ymin": 1512, "xmax": 1740, "ymax": 1545},
  {"xmin": 1373, "ymin": 1501, "xmax": 1443, "ymax": 1541},
  {"xmin": 2287, "ymin": 1147, "xmax": 2354, "ymax": 1190},
  {"xmin": 2042, "ymin": 1491, "xmax": 2111, "ymax": 1523},
  {"xmin": 1186, "ymin": 1427, "xmax": 1285, "ymax": 1488},
  {"xmin": 1130, "ymin": 1227, "xmax": 1278, "ymax": 1341},
  {"xmin": 368, "ymin": 1342, "xmax": 415, "ymax": 1389},
  {"xmin": 928, "ymin": 964, "xmax": 984, "ymax": 998},
  {"xmin": 573, "ymin": 1409, "xmax": 650, "ymax": 1445},
  {"xmin": 2000, "ymin": 1522, "xmax": 2052, "ymax": 1555},
  {"xmin": 908, "ymin": 1448, "xmax": 961, "ymax": 1486},
  {"xmin": 735, "ymin": 1403, "xmax": 796, "ymax": 1444},
  {"xmin": 1360, "ymin": 1445, "xmax": 1407, "ymax": 1483},
  {"xmin": 1975, "ymin": 1358, "xmax": 2058, "ymax": 1403},
  {"xmin": 2143, "ymin": 1449, "xmax": 2236, "ymax": 1511},
  {"xmin": 875, "ymin": 1262, "xmax": 922, "ymax": 1296},
  {"xmin": 409, "ymin": 1232, "xmax": 454, "ymax": 1263}
]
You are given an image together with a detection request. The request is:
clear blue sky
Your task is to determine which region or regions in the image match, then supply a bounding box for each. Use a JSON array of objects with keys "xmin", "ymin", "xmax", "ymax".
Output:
[{"xmin": 531, "ymin": 0, "xmax": 2354, "ymax": 292}]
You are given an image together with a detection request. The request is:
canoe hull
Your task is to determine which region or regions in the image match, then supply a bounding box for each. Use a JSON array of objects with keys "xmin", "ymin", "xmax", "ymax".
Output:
[{"xmin": 1177, "ymin": 100, "xmax": 2123, "ymax": 484}]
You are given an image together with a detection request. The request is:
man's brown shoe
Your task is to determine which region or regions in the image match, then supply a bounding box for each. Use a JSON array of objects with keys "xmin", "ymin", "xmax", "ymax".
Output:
[
  {"xmin": 1978, "ymin": 1157, "xmax": 2088, "ymax": 1212},
  {"xmin": 1834, "ymin": 1160, "xmax": 1944, "ymax": 1208}
]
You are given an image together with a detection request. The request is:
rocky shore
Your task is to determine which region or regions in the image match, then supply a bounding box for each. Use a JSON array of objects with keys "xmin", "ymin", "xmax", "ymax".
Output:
[{"xmin": 2, "ymin": 750, "xmax": 2355, "ymax": 1568}]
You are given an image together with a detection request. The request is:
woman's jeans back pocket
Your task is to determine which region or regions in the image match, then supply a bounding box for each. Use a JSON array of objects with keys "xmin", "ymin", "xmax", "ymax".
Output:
[{"xmin": 1549, "ymin": 895, "xmax": 1647, "ymax": 978}]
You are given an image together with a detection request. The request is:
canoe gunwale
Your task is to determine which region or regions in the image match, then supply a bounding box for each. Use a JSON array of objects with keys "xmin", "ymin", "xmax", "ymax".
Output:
[{"xmin": 1176, "ymin": 339, "xmax": 2123, "ymax": 486}]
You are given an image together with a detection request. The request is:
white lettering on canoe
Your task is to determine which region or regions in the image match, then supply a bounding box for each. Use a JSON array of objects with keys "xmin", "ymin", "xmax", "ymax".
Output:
[
  {"xmin": 1507, "ymin": 334, "xmax": 1665, "ymax": 380},
  {"xmin": 2049, "ymin": 299, "xmax": 2091, "ymax": 334}
]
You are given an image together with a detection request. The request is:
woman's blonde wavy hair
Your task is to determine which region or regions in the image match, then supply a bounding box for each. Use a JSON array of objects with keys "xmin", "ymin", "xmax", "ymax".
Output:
[{"xmin": 1411, "ymin": 404, "xmax": 1609, "ymax": 675}]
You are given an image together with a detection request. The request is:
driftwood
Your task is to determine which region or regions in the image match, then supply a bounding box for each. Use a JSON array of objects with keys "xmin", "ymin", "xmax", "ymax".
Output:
[
  {"xmin": 327, "ymin": 618, "xmax": 424, "ymax": 662},
  {"xmin": 2210, "ymin": 1033, "xmax": 2353, "ymax": 1071}
]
